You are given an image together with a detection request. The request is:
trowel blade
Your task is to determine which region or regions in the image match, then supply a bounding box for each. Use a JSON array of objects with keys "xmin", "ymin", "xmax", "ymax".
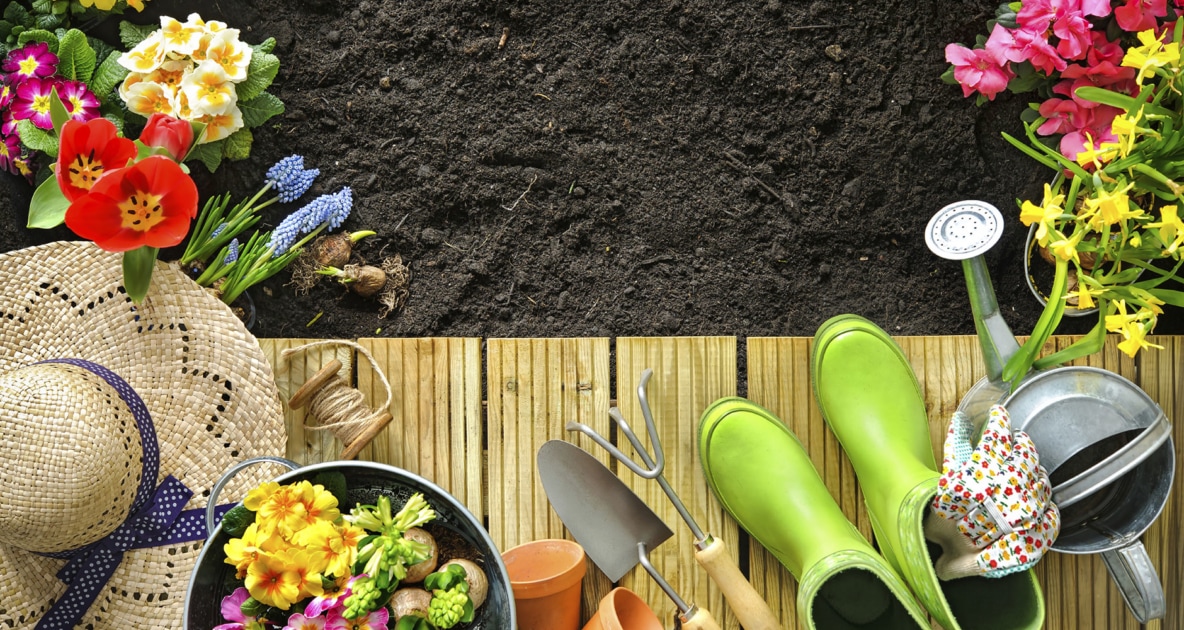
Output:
[{"xmin": 537, "ymin": 439, "xmax": 673, "ymax": 583}]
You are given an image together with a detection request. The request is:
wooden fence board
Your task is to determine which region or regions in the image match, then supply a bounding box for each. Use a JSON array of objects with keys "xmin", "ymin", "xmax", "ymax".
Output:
[
  {"xmin": 258, "ymin": 338, "xmax": 352, "ymax": 464},
  {"xmin": 615, "ymin": 337, "xmax": 739, "ymax": 629}
]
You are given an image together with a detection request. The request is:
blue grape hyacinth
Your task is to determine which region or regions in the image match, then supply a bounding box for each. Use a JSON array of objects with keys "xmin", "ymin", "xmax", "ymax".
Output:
[{"xmin": 266, "ymin": 155, "xmax": 320, "ymax": 203}]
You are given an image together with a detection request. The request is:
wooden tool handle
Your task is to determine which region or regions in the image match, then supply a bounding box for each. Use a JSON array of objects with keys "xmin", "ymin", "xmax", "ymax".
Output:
[
  {"xmin": 679, "ymin": 606, "xmax": 722, "ymax": 630},
  {"xmin": 694, "ymin": 536, "xmax": 781, "ymax": 630}
]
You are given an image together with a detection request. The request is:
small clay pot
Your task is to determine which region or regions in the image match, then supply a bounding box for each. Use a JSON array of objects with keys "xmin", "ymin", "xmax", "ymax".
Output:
[
  {"xmin": 501, "ymin": 539, "xmax": 587, "ymax": 630},
  {"xmin": 582, "ymin": 587, "xmax": 663, "ymax": 630}
]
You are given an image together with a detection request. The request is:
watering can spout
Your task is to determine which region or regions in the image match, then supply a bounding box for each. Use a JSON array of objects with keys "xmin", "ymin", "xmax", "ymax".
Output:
[{"xmin": 925, "ymin": 200, "xmax": 1021, "ymax": 383}]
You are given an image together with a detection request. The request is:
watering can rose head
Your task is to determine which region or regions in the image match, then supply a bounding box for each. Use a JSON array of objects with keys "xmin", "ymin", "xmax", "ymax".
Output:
[{"xmin": 945, "ymin": 6, "xmax": 1184, "ymax": 369}]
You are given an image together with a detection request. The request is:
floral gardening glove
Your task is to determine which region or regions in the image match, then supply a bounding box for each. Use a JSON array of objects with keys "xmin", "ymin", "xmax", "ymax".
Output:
[{"xmin": 925, "ymin": 404, "xmax": 1060, "ymax": 580}]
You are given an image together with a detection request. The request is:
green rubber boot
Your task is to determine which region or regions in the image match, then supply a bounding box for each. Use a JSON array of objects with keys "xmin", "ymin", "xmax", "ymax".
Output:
[
  {"xmin": 699, "ymin": 396, "xmax": 930, "ymax": 629},
  {"xmin": 811, "ymin": 314, "xmax": 1044, "ymax": 630}
]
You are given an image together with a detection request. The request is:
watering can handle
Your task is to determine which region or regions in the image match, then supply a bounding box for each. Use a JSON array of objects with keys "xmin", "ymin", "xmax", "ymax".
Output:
[
  {"xmin": 205, "ymin": 456, "xmax": 301, "ymax": 535},
  {"xmin": 963, "ymin": 256, "xmax": 1021, "ymax": 382},
  {"xmin": 1052, "ymin": 413, "xmax": 1172, "ymax": 509},
  {"xmin": 1101, "ymin": 542, "xmax": 1165, "ymax": 623}
]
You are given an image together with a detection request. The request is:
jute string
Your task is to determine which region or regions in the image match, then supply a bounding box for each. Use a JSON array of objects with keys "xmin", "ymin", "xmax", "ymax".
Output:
[{"xmin": 281, "ymin": 340, "xmax": 393, "ymax": 446}]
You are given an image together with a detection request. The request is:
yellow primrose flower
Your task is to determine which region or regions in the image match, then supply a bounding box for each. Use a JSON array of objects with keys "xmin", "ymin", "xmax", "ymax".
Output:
[
  {"xmin": 223, "ymin": 522, "xmax": 284, "ymax": 579},
  {"xmin": 126, "ymin": 0, "xmax": 148, "ymax": 11},
  {"xmin": 121, "ymin": 81, "xmax": 178, "ymax": 117},
  {"xmin": 245, "ymin": 552, "xmax": 302, "ymax": 610},
  {"xmin": 1082, "ymin": 181, "xmax": 1139, "ymax": 229},
  {"xmin": 294, "ymin": 480, "xmax": 341, "ymax": 525},
  {"xmin": 1019, "ymin": 183, "xmax": 1065, "ymax": 246},
  {"xmin": 78, "ymin": 0, "xmax": 116, "ymax": 10},
  {"xmin": 1123, "ymin": 28, "xmax": 1181, "ymax": 85},
  {"xmin": 160, "ymin": 15, "xmax": 204, "ymax": 57},
  {"xmin": 1048, "ymin": 230, "xmax": 1084, "ymax": 265},
  {"xmin": 257, "ymin": 485, "xmax": 309, "ymax": 537},
  {"xmin": 1146, "ymin": 205, "xmax": 1184, "ymax": 255},
  {"xmin": 292, "ymin": 519, "xmax": 349, "ymax": 577},
  {"xmin": 181, "ymin": 60, "xmax": 237, "ymax": 116},
  {"xmin": 244, "ymin": 481, "xmax": 282, "ymax": 511},
  {"xmin": 186, "ymin": 12, "xmax": 228, "ymax": 34},
  {"xmin": 196, "ymin": 106, "xmax": 244, "ymax": 143},
  {"xmin": 118, "ymin": 32, "xmax": 165, "ymax": 73},
  {"xmin": 282, "ymin": 549, "xmax": 326, "ymax": 600},
  {"xmin": 204, "ymin": 30, "xmax": 253, "ymax": 82},
  {"xmin": 144, "ymin": 59, "xmax": 192, "ymax": 92}
]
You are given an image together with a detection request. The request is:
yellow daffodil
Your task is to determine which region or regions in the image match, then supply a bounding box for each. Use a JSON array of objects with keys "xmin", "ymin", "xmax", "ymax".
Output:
[
  {"xmin": 1069, "ymin": 281, "xmax": 1104, "ymax": 310},
  {"xmin": 118, "ymin": 32, "xmax": 165, "ymax": 74},
  {"xmin": 204, "ymin": 30, "xmax": 253, "ymax": 82},
  {"xmin": 181, "ymin": 60, "xmax": 237, "ymax": 116},
  {"xmin": 1048, "ymin": 229, "xmax": 1085, "ymax": 265},
  {"xmin": 1019, "ymin": 184, "xmax": 1065, "ymax": 246},
  {"xmin": 1109, "ymin": 107, "xmax": 1145, "ymax": 159},
  {"xmin": 1117, "ymin": 320, "xmax": 1164, "ymax": 358},
  {"xmin": 245, "ymin": 552, "xmax": 302, "ymax": 610},
  {"xmin": 160, "ymin": 15, "xmax": 204, "ymax": 57},
  {"xmin": 1082, "ymin": 181, "xmax": 1140, "ymax": 229},
  {"xmin": 1105, "ymin": 299, "xmax": 1139, "ymax": 332},
  {"xmin": 1123, "ymin": 29, "xmax": 1181, "ymax": 86},
  {"xmin": 1146, "ymin": 204, "xmax": 1184, "ymax": 254},
  {"xmin": 1076, "ymin": 134, "xmax": 1118, "ymax": 170}
]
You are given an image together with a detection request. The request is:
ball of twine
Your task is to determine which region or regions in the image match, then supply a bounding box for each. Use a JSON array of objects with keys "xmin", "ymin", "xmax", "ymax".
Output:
[{"xmin": 281, "ymin": 340, "xmax": 393, "ymax": 459}]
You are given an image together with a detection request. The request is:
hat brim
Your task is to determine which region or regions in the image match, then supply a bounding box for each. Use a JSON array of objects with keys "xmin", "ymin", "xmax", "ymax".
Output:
[{"xmin": 0, "ymin": 242, "xmax": 288, "ymax": 628}]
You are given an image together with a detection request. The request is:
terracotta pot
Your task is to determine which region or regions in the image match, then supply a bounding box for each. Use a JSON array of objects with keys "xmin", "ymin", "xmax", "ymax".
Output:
[
  {"xmin": 501, "ymin": 539, "xmax": 587, "ymax": 630},
  {"xmin": 582, "ymin": 587, "xmax": 663, "ymax": 630}
]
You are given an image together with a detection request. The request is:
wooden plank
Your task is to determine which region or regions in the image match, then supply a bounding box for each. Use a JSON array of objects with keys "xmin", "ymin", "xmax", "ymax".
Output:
[
  {"xmin": 355, "ymin": 338, "xmax": 484, "ymax": 519},
  {"xmin": 485, "ymin": 338, "xmax": 613, "ymax": 622},
  {"xmin": 259, "ymin": 338, "xmax": 352, "ymax": 464},
  {"xmin": 615, "ymin": 337, "xmax": 738, "ymax": 629}
]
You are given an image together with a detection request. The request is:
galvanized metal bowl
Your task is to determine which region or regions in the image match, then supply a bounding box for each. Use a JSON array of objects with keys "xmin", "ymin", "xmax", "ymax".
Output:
[{"xmin": 184, "ymin": 460, "xmax": 515, "ymax": 629}]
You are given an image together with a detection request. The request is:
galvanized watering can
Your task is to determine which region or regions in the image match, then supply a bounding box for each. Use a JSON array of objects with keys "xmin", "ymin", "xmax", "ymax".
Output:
[
  {"xmin": 926, "ymin": 201, "xmax": 1174, "ymax": 623},
  {"xmin": 184, "ymin": 457, "xmax": 516, "ymax": 629}
]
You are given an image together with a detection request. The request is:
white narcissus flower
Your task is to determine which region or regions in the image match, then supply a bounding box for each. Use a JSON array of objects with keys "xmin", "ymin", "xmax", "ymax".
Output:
[
  {"xmin": 181, "ymin": 59, "xmax": 237, "ymax": 116},
  {"xmin": 160, "ymin": 15, "xmax": 204, "ymax": 58},
  {"xmin": 123, "ymin": 80, "xmax": 179, "ymax": 118},
  {"xmin": 118, "ymin": 31, "xmax": 165, "ymax": 73},
  {"xmin": 196, "ymin": 106, "xmax": 244, "ymax": 144},
  {"xmin": 204, "ymin": 30, "xmax": 253, "ymax": 83}
]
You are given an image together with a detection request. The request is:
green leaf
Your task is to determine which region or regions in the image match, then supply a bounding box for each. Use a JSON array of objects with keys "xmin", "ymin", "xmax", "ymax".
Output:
[
  {"xmin": 17, "ymin": 119, "xmax": 58, "ymax": 156},
  {"xmin": 0, "ymin": 21, "xmax": 13, "ymax": 42},
  {"xmin": 118, "ymin": 20, "xmax": 156, "ymax": 49},
  {"xmin": 34, "ymin": 13, "xmax": 61, "ymax": 31},
  {"xmin": 223, "ymin": 127, "xmax": 254, "ymax": 161},
  {"xmin": 122, "ymin": 246, "xmax": 158, "ymax": 303},
  {"xmin": 239, "ymin": 92, "xmax": 284, "ymax": 128},
  {"xmin": 55, "ymin": 29, "xmax": 95, "ymax": 83},
  {"xmin": 51, "ymin": 0, "xmax": 68, "ymax": 15},
  {"xmin": 31, "ymin": 0, "xmax": 53, "ymax": 15},
  {"xmin": 18, "ymin": 29, "xmax": 58, "ymax": 52},
  {"xmin": 49, "ymin": 86, "xmax": 70, "ymax": 136},
  {"xmin": 255, "ymin": 37, "xmax": 276, "ymax": 55},
  {"xmin": 188, "ymin": 140, "xmax": 225, "ymax": 172},
  {"xmin": 27, "ymin": 175, "xmax": 70, "ymax": 229},
  {"xmin": 236, "ymin": 49, "xmax": 280, "ymax": 102},
  {"xmin": 4, "ymin": 3, "xmax": 30, "ymax": 24},
  {"xmin": 91, "ymin": 50, "xmax": 128, "ymax": 98}
]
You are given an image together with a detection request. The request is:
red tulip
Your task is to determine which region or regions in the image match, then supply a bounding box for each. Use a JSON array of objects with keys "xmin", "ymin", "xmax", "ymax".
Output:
[
  {"xmin": 139, "ymin": 113, "xmax": 194, "ymax": 161},
  {"xmin": 64, "ymin": 155, "xmax": 198, "ymax": 252},
  {"xmin": 56, "ymin": 118, "xmax": 136, "ymax": 202}
]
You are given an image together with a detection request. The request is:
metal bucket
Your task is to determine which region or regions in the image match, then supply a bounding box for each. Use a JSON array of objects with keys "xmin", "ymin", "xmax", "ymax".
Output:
[
  {"xmin": 183, "ymin": 458, "xmax": 516, "ymax": 629},
  {"xmin": 928, "ymin": 201, "xmax": 1174, "ymax": 623}
]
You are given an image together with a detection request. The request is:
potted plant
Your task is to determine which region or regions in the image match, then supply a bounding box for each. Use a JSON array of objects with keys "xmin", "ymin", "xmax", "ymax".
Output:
[{"xmin": 944, "ymin": 2, "xmax": 1184, "ymax": 383}]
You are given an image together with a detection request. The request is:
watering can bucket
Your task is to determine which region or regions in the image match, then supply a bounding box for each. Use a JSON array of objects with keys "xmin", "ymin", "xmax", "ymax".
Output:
[{"xmin": 926, "ymin": 201, "xmax": 1174, "ymax": 623}]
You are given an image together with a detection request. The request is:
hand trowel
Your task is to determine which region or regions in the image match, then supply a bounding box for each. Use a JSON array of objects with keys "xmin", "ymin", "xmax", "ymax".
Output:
[{"xmin": 537, "ymin": 439, "xmax": 722, "ymax": 630}]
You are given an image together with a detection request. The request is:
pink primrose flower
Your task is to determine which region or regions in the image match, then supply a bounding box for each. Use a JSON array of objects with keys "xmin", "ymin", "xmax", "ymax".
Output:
[
  {"xmin": 986, "ymin": 24, "xmax": 1066, "ymax": 74},
  {"xmin": 1, "ymin": 42, "xmax": 58, "ymax": 82},
  {"xmin": 56, "ymin": 79, "xmax": 100, "ymax": 122},
  {"xmin": 946, "ymin": 42, "xmax": 1014, "ymax": 100},
  {"xmin": 1059, "ymin": 105, "xmax": 1122, "ymax": 160},
  {"xmin": 1, "ymin": 109, "xmax": 15, "ymax": 136},
  {"xmin": 284, "ymin": 613, "xmax": 328, "ymax": 630},
  {"xmin": 1115, "ymin": 0, "xmax": 1168, "ymax": 33},
  {"xmin": 326, "ymin": 607, "xmax": 388, "ymax": 630},
  {"xmin": 0, "ymin": 131, "xmax": 22, "ymax": 176},
  {"xmin": 213, "ymin": 587, "xmax": 262, "ymax": 630},
  {"xmin": 11, "ymin": 76, "xmax": 59, "ymax": 130},
  {"xmin": 0, "ymin": 82, "xmax": 11, "ymax": 110},
  {"xmin": 303, "ymin": 574, "xmax": 360, "ymax": 618}
]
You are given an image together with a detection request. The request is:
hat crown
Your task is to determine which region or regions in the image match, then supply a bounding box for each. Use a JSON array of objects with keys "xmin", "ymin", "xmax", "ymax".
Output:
[{"xmin": 0, "ymin": 363, "xmax": 143, "ymax": 553}]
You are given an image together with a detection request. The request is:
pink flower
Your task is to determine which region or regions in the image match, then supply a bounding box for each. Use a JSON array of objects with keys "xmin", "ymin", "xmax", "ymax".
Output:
[
  {"xmin": 946, "ymin": 43, "xmax": 1014, "ymax": 100},
  {"xmin": 1, "ymin": 109, "xmax": 15, "ymax": 136},
  {"xmin": 0, "ymin": 131, "xmax": 22, "ymax": 176},
  {"xmin": 56, "ymin": 79, "xmax": 100, "ymax": 122},
  {"xmin": 1, "ymin": 42, "xmax": 58, "ymax": 83},
  {"xmin": 1059, "ymin": 105, "xmax": 1122, "ymax": 160},
  {"xmin": 986, "ymin": 24, "xmax": 1066, "ymax": 75},
  {"xmin": 1053, "ymin": 10, "xmax": 1095, "ymax": 59},
  {"xmin": 0, "ymin": 82, "xmax": 11, "ymax": 110},
  {"xmin": 326, "ymin": 607, "xmax": 388, "ymax": 630},
  {"xmin": 303, "ymin": 574, "xmax": 359, "ymax": 618},
  {"xmin": 213, "ymin": 587, "xmax": 263, "ymax": 630},
  {"xmin": 11, "ymin": 77, "xmax": 60, "ymax": 130},
  {"xmin": 1037, "ymin": 97, "xmax": 1091, "ymax": 135},
  {"xmin": 284, "ymin": 613, "xmax": 328, "ymax": 630},
  {"xmin": 1115, "ymin": 0, "xmax": 1168, "ymax": 32}
]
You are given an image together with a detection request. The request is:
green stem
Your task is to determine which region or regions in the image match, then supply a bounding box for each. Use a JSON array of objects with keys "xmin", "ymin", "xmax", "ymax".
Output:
[{"xmin": 122, "ymin": 246, "xmax": 159, "ymax": 303}]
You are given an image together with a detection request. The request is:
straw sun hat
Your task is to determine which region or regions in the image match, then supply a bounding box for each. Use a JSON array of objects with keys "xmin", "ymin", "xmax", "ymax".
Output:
[{"xmin": 0, "ymin": 241, "xmax": 288, "ymax": 629}]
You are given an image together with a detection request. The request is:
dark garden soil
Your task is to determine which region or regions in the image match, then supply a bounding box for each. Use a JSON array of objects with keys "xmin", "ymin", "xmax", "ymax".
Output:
[{"xmin": 5, "ymin": 0, "xmax": 1181, "ymax": 343}]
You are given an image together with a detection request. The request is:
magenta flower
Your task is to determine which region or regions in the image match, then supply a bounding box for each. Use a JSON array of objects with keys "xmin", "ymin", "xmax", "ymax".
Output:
[
  {"xmin": 945, "ymin": 43, "xmax": 1014, "ymax": 100},
  {"xmin": 0, "ymin": 81, "xmax": 12, "ymax": 110},
  {"xmin": 284, "ymin": 613, "xmax": 328, "ymax": 630},
  {"xmin": 1, "ymin": 42, "xmax": 58, "ymax": 83},
  {"xmin": 1052, "ymin": 9, "xmax": 1095, "ymax": 60},
  {"xmin": 11, "ymin": 77, "xmax": 59, "ymax": 130},
  {"xmin": 0, "ymin": 132, "xmax": 22, "ymax": 176},
  {"xmin": 985, "ymin": 24, "xmax": 1066, "ymax": 75},
  {"xmin": 1115, "ymin": 0, "xmax": 1168, "ymax": 33},
  {"xmin": 303, "ymin": 574, "xmax": 361, "ymax": 618},
  {"xmin": 1037, "ymin": 97, "xmax": 1091, "ymax": 135},
  {"xmin": 1, "ymin": 109, "xmax": 16, "ymax": 137},
  {"xmin": 213, "ymin": 587, "xmax": 265, "ymax": 630},
  {"xmin": 326, "ymin": 606, "xmax": 388, "ymax": 630},
  {"xmin": 57, "ymin": 79, "xmax": 100, "ymax": 122}
]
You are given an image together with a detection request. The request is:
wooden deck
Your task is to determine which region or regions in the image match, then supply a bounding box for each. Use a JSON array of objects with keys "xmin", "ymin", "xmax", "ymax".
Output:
[{"xmin": 258, "ymin": 335, "xmax": 1182, "ymax": 630}]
